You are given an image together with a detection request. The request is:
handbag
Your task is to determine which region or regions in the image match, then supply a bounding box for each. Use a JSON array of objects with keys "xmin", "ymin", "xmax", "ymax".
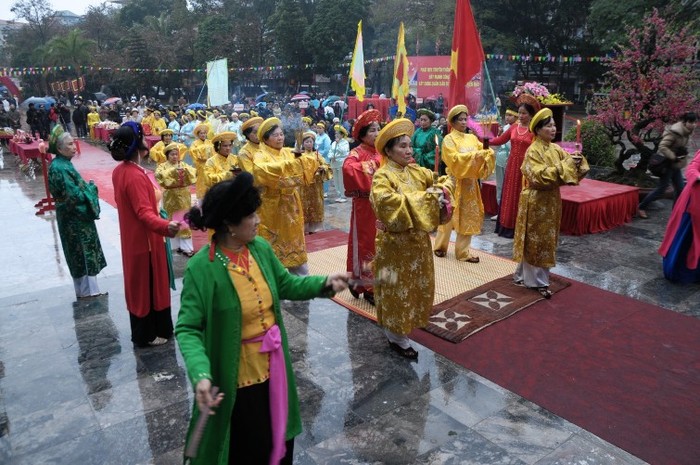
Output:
[{"xmin": 648, "ymin": 152, "xmax": 669, "ymax": 177}]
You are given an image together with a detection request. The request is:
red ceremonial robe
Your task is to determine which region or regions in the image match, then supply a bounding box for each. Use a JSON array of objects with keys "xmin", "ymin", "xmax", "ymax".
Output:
[
  {"xmin": 342, "ymin": 143, "xmax": 380, "ymax": 293},
  {"xmin": 113, "ymin": 161, "xmax": 172, "ymax": 317},
  {"xmin": 489, "ymin": 123, "xmax": 534, "ymax": 237},
  {"xmin": 659, "ymin": 152, "xmax": 700, "ymax": 269}
]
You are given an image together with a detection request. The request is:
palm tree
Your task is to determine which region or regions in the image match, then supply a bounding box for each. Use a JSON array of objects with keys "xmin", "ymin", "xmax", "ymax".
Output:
[{"xmin": 47, "ymin": 29, "xmax": 96, "ymax": 75}]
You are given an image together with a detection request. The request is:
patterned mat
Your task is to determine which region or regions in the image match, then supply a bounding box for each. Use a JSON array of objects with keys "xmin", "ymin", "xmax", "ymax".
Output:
[
  {"xmin": 307, "ymin": 243, "xmax": 517, "ymax": 321},
  {"xmin": 425, "ymin": 275, "xmax": 570, "ymax": 342}
]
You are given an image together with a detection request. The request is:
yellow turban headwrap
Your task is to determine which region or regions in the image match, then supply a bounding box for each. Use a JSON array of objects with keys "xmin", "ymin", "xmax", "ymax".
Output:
[
  {"xmin": 447, "ymin": 105, "xmax": 469, "ymax": 123},
  {"xmin": 505, "ymin": 109, "xmax": 518, "ymax": 117},
  {"xmin": 529, "ymin": 108, "xmax": 553, "ymax": 134},
  {"xmin": 168, "ymin": 111, "xmax": 177, "ymax": 119},
  {"xmin": 375, "ymin": 118, "xmax": 414, "ymax": 155},
  {"xmin": 241, "ymin": 116, "xmax": 263, "ymax": 134},
  {"xmin": 159, "ymin": 129, "xmax": 174, "ymax": 137},
  {"xmin": 257, "ymin": 117, "xmax": 282, "ymax": 142},
  {"xmin": 194, "ymin": 123, "xmax": 209, "ymax": 136},
  {"xmin": 239, "ymin": 112, "xmax": 250, "ymax": 120},
  {"xmin": 334, "ymin": 124, "xmax": 347, "ymax": 137},
  {"xmin": 164, "ymin": 142, "xmax": 180, "ymax": 155},
  {"xmin": 154, "ymin": 110, "xmax": 162, "ymax": 117},
  {"xmin": 316, "ymin": 122, "xmax": 326, "ymax": 130},
  {"xmin": 196, "ymin": 110, "xmax": 206, "ymax": 119},
  {"xmin": 211, "ymin": 131, "xmax": 238, "ymax": 144},
  {"xmin": 302, "ymin": 130, "xmax": 316, "ymax": 141},
  {"xmin": 302, "ymin": 116, "xmax": 313, "ymax": 125}
]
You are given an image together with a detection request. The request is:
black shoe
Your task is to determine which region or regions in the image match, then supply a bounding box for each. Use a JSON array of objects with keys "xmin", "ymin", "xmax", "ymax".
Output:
[
  {"xmin": 388, "ymin": 341, "xmax": 418, "ymax": 359},
  {"xmin": 349, "ymin": 288, "xmax": 361, "ymax": 299},
  {"xmin": 363, "ymin": 292, "xmax": 375, "ymax": 306}
]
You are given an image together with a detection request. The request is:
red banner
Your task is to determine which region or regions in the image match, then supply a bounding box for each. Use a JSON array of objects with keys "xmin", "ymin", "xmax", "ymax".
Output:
[{"xmin": 408, "ymin": 56, "xmax": 481, "ymax": 111}]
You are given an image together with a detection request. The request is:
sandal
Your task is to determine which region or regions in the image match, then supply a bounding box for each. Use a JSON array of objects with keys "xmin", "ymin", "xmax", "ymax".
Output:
[
  {"xmin": 637, "ymin": 209, "xmax": 648, "ymax": 219},
  {"xmin": 182, "ymin": 250, "xmax": 195, "ymax": 258},
  {"xmin": 434, "ymin": 250, "xmax": 446, "ymax": 258},
  {"xmin": 533, "ymin": 287, "xmax": 553, "ymax": 299},
  {"xmin": 388, "ymin": 342, "xmax": 418, "ymax": 360}
]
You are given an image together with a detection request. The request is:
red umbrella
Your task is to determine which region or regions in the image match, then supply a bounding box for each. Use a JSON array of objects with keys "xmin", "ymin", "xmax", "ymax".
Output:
[
  {"xmin": 104, "ymin": 97, "xmax": 122, "ymax": 105},
  {"xmin": 290, "ymin": 94, "xmax": 310, "ymax": 102}
]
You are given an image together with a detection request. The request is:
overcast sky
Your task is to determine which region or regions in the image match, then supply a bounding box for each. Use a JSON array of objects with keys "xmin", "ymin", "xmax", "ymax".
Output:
[{"xmin": 1, "ymin": 0, "xmax": 108, "ymax": 22}]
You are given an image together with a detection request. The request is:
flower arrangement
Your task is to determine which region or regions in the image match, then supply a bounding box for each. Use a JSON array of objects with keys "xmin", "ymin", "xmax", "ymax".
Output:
[{"xmin": 510, "ymin": 82, "xmax": 573, "ymax": 105}]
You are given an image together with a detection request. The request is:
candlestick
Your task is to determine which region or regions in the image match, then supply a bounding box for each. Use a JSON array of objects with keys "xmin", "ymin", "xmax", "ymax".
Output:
[
  {"xmin": 433, "ymin": 134, "xmax": 440, "ymax": 174},
  {"xmin": 576, "ymin": 119, "xmax": 581, "ymax": 146}
]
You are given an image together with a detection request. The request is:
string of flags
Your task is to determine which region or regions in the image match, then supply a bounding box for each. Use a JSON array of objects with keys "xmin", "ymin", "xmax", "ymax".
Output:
[{"xmin": 0, "ymin": 54, "xmax": 614, "ymax": 77}]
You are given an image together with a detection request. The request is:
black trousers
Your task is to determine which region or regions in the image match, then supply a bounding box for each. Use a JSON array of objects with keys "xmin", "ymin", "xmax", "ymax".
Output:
[
  {"xmin": 130, "ymin": 259, "xmax": 173, "ymax": 346},
  {"xmin": 229, "ymin": 381, "xmax": 294, "ymax": 465}
]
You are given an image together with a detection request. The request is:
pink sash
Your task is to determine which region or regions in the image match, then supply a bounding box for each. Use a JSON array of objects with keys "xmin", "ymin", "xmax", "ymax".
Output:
[{"xmin": 242, "ymin": 324, "xmax": 288, "ymax": 465}]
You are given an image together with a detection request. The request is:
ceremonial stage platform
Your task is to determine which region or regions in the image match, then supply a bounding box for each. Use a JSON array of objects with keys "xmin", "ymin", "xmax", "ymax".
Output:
[{"xmin": 481, "ymin": 178, "xmax": 639, "ymax": 235}]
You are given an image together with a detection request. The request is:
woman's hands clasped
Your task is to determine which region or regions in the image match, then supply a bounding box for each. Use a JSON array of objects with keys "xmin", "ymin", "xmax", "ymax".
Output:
[
  {"xmin": 325, "ymin": 272, "xmax": 351, "ymax": 292},
  {"xmin": 167, "ymin": 221, "xmax": 182, "ymax": 237}
]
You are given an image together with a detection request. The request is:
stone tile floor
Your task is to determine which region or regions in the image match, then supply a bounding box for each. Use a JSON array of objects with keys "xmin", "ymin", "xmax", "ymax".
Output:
[{"xmin": 0, "ymin": 144, "xmax": 697, "ymax": 464}]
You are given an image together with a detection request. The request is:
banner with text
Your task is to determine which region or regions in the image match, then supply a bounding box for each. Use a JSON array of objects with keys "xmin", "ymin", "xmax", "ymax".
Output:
[{"xmin": 409, "ymin": 56, "xmax": 481, "ymax": 112}]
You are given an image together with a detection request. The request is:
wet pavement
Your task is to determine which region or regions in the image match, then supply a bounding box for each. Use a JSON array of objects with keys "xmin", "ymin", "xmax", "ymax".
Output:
[{"xmin": 0, "ymin": 141, "xmax": 697, "ymax": 465}]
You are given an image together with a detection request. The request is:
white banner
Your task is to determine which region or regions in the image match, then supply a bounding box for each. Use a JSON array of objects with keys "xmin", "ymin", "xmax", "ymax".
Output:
[{"xmin": 207, "ymin": 59, "xmax": 229, "ymax": 107}]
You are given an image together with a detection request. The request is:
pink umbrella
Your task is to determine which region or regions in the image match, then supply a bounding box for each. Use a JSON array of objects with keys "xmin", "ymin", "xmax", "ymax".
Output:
[
  {"xmin": 104, "ymin": 97, "xmax": 122, "ymax": 105},
  {"xmin": 290, "ymin": 94, "xmax": 310, "ymax": 102}
]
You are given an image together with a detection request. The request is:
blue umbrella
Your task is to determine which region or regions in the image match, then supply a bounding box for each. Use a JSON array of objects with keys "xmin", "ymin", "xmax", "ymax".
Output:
[
  {"xmin": 322, "ymin": 95, "xmax": 340, "ymax": 107},
  {"xmin": 187, "ymin": 103, "xmax": 205, "ymax": 110},
  {"xmin": 255, "ymin": 92, "xmax": 269, "ymax": 103},
  {"xmin": 20, "ymin": 97, "xmax": 51, "ymax": 108}
]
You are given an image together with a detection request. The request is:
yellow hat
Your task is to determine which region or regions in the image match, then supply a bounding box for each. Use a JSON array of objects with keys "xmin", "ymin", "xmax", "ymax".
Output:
[
  {"xmin": 334, "ymin": 124, "xmax": 348, "ymax": 137},
  {"xmin": 187, "ymin": 109, "xmax": 196, "ymax": 116},
  {"xmin": 241, "ymin": 116, "xmax": 263, "ymax": 133},
  {"xmin": 194, "ymin": 123, "xmax": 209, "ymax": 136},
  {"xmin": 196, "ymin": 110, "xmax": 206, "ymax": 119},
  {"xmin": 211, "ymin": 132, "xmax": 238, "ymax": 144},
  {"xmin": 168, "ymin": 111, "xmax": 177, "ymax": 118},
  {"xmin": 505, "ymin": 109, "xmax": 518, "ymax": 117},
  {"xmin": 529, "ymin": 107, "xmax": 553, "ymax": 133},
  {"xmin": 257, "ymin": 117, "xmax": 282, "ymax": 142},
  {"xmin": 302, "ymin": 116, "xmax": 313, "ymax": 125},
  {"xmin": 164, "ymin": 142, "xmax": 180, "ymax": 154},
  {"xmin": 250, "ymin": 110, "xmax": 259, "ymax": 117},
  {"xmin": 302, "ymin": 130, "xmax": 316, "ymax": 140},
  {"xmin": 159, "ymin": 129, "xmax": 174, "ymax": 137},
  {"xmin": 239, "ymin": 112, "xmax": 250, "ymax": 119},
  {"xmin": 375, "ymin": 118, "xmax": 414, "ymax": 155},
  {"xmin": 316, "ymin": 122, "xmax": 326, "ymax": 129},
  {"xmin": 219, "ymin": 114, "xmax": 228, "ymax": 119},
  {"xmin": 447, "ymin": 105, "xmax": 469, "ymax": 123},
  {"xmin": 154, "ymin": 110, "xmax": 162, "ymax": 117}
]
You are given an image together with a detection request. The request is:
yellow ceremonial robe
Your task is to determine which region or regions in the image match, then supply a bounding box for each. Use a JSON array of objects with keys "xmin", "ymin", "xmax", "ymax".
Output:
[
  {"xmin": 238, "ymin": 142, "xmax": 260, "ymax": 173},
  {"xmin": 141, "ymin": 115, "xmax": 154, "ymax": 133},
  {"xmin": 251, "ymin": 145, "xmax": 320, "ymax": 268},
  {"xmin": 149, "ymin": 141, "xmax": 188, "ymax": 165},
  {"xmin": 370, "ymin": 160, "xmax": 452, "ymax": 335},
  {"xmin": 87, "ymin": 112, "xmax": 100, "ymax": 139},
  {"xmin": 204, "ymin": 153, "xmax": 240, "ymax": 192},
  {"xmin": 154, "ymin": 160, "xmax": 197, "ymax": 239},
  {"xmin": 439, "ymin": 130, "xmax": 495, "ymax": 235},
  {"xmin": 300, "ymin": 150, "xmax": 332, "ymax": 225},
  {"xmin": 513, "ymin": 138, "xmax": 589, "ymax": 268},
  {"xmin": 151, "ymin": 118, "xmax": 167, "ymax": 136},
  {"xmin": 189, "ymin": 139, "xmax": 215, "ymax": 199}
]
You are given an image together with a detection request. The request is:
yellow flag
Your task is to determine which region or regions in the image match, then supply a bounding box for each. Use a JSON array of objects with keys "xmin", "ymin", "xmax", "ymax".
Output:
[
  {"xmin": 392, "ymin": 22, "xmax": 409, "ymax": 115},
  {"xmin": 349, "ymin": 20, "xmax": 366, "ymax": 102}
]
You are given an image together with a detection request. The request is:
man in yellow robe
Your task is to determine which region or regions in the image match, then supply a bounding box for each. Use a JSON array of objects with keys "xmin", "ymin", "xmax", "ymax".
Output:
[
  {"xmin": 513, "ymin": 108, "xmax": 589, "ymax": 297},
  {"xmin": 154, "ymin": 143, "xmax": 197, "ymax": 256},
  {"xmin": 151, "ymin": 111, "xmax": 167, "ymax": 135},
  {"xmin": 189, "ymin": 123, "xmax": 215, "ymax": 199},
  {"xmin": 252, "ymin": 117, "xmax": 320, "ymax": 274},
  {"xmin": 87, "ymin": 106, "xmax": 101, "ymax": 139},
  {"xmin": 149, "ymin": 129, "xmax": 187, "ymax": 165},
  {"xmin": 204, "ymin": 132, "xmax": 240, "ymax": 193},
  {"xmin": 434, "ymin": 105, "xmax": 495, "ymax": 262},
  {"xmin": 238, "ymin": 116, "xmax": 263, "ymax": 173}
]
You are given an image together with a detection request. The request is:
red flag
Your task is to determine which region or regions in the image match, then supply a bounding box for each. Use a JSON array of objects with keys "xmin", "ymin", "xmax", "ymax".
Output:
[{"xmin": 448, "ymin": 0, "xmax": 485, "ymax": 110}]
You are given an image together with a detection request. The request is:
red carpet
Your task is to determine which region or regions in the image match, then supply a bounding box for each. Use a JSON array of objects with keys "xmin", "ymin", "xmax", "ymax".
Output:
[
  {"xmin": 411, "ymin": 279, "xmax": 700, "ymax": 465},
  {"xmin": 482, "ymin": 178, "xmax": 639, "ymax": 235},
  {"xmin": 70, "ymin": 141, "xmax": 119, "ymax": 208}
]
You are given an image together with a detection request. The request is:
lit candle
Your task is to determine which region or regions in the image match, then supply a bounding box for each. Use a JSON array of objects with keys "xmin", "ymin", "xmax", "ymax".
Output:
[
  {"xmin": 576, "ymin": 119, "xmax": 581, "ymax": 145},
  {"xmin": 434, "ymin": 134, "xmax": 440, "ymax": 174}
]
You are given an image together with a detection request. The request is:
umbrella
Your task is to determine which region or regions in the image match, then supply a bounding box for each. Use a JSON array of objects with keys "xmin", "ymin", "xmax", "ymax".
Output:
[
  {"xmin": 187, "ymin": 103, "xmax": 206, "ymax": 110},
  {"xmin": 322, "ymin": 95, "xmax": 340, "ymax": 107},
  {"xmin": 290, "ymin": 93, "xmax": 310, "ymax": 102},
  {"xmin": 93, "ymin": 92, "xmax": 107, "ymax": 102},
  {"xmin": 20, "ymin": 97, "xmax": 51, "ymax": 108},
  {"xmin": 255, "ymin": 92, "xmax": 269, "ymax": 103},
  {"xmin": 104, "ymin": 97, "xmax": 122, "ymax": 105},
  {"xmin": 299, "ymin": 91, "xmax": 310, "ymax": 95}
]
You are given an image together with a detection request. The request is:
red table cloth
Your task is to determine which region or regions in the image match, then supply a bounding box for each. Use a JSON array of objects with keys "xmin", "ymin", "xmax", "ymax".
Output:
[{"xmin": 481, "ymin": 178, "xmax": 639, "ymax": 235}]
